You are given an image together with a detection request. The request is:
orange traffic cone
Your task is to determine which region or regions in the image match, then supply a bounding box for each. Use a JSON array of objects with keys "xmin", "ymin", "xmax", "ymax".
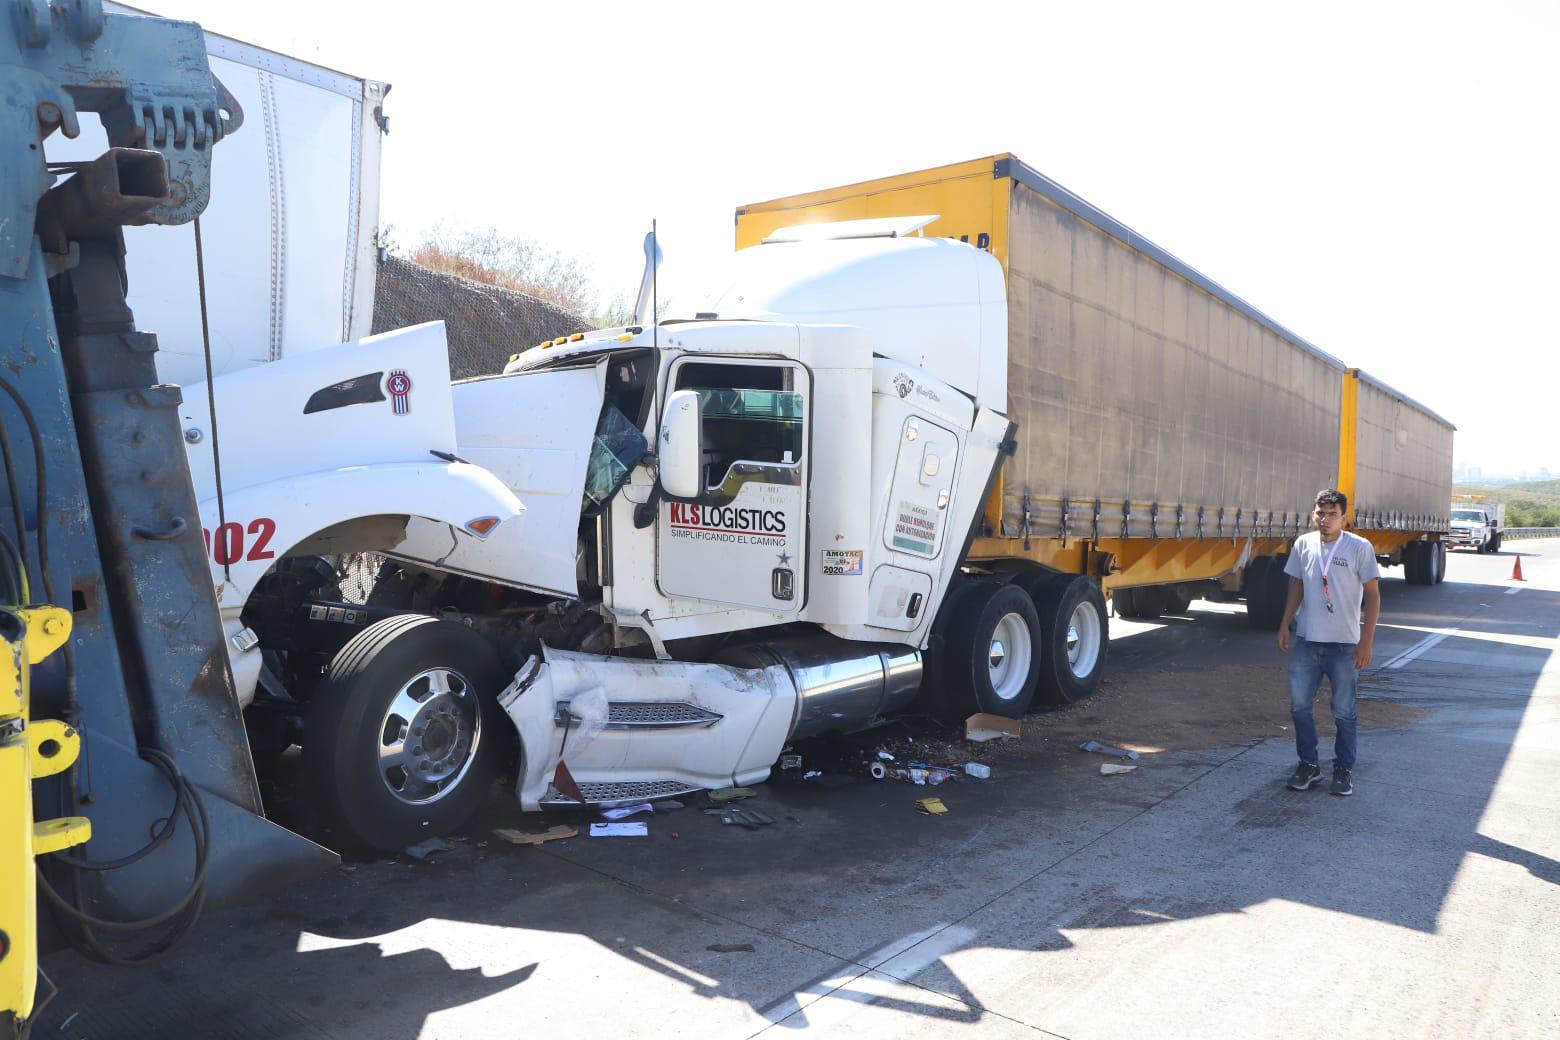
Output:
[{"xmin": 1512, "ymin": 556, "xmax": 1525, "ymax": 581}]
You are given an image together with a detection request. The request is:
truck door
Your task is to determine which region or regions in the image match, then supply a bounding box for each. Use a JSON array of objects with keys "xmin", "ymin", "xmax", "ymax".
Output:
[{"xmin": 657, "ymin": 358, "xmax": 808, "ymax": 612}]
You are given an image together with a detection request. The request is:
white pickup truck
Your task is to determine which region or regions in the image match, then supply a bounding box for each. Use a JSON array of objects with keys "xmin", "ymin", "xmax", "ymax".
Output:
[{"xmin": 1447, "ymin": 503, "xmax": 1504, "ymax": 553}]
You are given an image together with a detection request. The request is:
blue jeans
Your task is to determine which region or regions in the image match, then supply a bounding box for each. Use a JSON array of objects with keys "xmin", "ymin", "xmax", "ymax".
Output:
[{"xmin": 1287, "ymin": 637, "xmax": 1359, "ymax": 768}]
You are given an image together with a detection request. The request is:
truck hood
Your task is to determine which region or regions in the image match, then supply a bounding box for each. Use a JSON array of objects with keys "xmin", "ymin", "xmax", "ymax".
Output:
[{"xmin": 389, "ymin": 362, "xmax": 609, "ymax": 598}]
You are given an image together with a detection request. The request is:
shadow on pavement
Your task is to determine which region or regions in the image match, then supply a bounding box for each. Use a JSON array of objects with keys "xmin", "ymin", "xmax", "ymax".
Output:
[{"xmin": 32, "ymin": 575, "xmax": 1559, "ymax": 1038}]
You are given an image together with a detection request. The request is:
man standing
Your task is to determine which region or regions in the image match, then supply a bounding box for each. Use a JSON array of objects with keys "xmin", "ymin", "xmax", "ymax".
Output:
[{"xmin": 1277, "ymin": 489, "xmax": 1382, "ymax": 796}]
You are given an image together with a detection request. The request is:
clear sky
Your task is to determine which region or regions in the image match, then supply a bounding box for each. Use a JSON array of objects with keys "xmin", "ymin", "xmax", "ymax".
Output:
[{"xmin": 146, "ymin": 1, "xmax": 1558, "ymax": 474}]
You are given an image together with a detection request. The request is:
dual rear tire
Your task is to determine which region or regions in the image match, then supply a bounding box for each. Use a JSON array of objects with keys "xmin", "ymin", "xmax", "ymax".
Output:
[
  {"xmin": 928, "ymin": 573, "xmax": 1109, "ymax": 720},
  {"xmin": 1404, "ymin": 541, "xmax": 1446, "ymax": 585},
  {"xmin": 1115, "ymin": 584, "xmax": 1194, "ymax": 619},
  {"xmin": 1243, "ymin": 555, "xmax": 1291, "ymax": 629}
]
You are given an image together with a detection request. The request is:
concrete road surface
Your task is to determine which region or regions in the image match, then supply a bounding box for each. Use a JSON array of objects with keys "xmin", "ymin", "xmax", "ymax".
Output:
[{"xmin": 36, "ymin": 540, "xmax": 1560, "ymax": 1039}]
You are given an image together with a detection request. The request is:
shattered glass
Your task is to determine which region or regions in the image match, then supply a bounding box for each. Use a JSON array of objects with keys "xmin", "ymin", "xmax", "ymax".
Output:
[{"xmin": 582, "ymin": 404, "xmax": 649, "ymax": 514}]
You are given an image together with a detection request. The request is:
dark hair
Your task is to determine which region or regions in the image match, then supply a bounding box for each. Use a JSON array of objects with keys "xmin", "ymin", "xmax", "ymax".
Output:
[{"xmin": 1315, "ymin": 488, "xmax": 1348, "ymax": 514}]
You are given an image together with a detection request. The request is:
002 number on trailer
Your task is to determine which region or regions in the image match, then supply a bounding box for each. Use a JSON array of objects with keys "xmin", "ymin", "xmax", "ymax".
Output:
[{"xmin": 200, "ymin": 518, "xmax": 278, "ymax": 565}]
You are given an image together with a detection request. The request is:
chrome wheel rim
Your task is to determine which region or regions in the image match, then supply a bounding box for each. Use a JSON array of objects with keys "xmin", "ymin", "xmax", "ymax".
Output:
[
  {"xmin": 1066, "ymin": 601, "xmax": 1102, "ymax": 678},
  {"xmin": 989, "ymin": 613, "xmax": 1033, "ymax": 702},
  {"xmin": 377, "ymin": 667, "xmax": 482, "ymax": 805}
]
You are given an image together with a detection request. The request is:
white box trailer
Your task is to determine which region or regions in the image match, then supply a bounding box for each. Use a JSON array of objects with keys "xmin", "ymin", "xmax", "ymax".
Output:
[{"xmin": 46, "ymin": 4, "xmax": 387, "ymax": 385}]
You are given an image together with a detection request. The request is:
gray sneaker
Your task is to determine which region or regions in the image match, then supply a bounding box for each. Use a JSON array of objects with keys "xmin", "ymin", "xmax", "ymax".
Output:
[
  {"xmin": 1331, "ymin": 767, "xmax": 1354, "ymax": 797},
  {"xmin": 1287, "ymin": 761, "xmax": 1322, "ymax": 791}
]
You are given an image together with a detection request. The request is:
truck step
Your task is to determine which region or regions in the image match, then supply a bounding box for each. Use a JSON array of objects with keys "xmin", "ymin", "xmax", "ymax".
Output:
[
  {"xmin": 538, "ymin": 779, "xmax": 706, "ymax": 808},
  {"xmin": 553, "ymin": 700, "xmax": 723, "ymax": 729}
]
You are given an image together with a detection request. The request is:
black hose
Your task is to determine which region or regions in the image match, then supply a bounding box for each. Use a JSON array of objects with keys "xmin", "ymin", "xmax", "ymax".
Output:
[
  {"xmin": 0, "ymin": 528, "xmax": 24, "ymax": 605},
  {"xmin": 36, "ymin": 749, "xmax": 211, "ymax": 964}
]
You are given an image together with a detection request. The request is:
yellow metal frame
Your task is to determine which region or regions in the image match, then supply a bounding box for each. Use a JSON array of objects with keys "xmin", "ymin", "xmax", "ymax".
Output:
[
  {"xmin": 1338, "ymin": 370, "xmax": 1360, "ymax": 525},
  {"xmin": 2, "ymin": 606, "xmax": 89, "ymax": 1027},
  {"xmin": 968, "ymin": 535, "xmax": 1294, "ymax": 591}
]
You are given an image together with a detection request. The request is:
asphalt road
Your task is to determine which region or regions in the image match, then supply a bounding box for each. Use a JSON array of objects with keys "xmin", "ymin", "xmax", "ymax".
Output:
[{"xmin": 36, "ymin": 540, "xmax": 1560, "ymax": 1039}]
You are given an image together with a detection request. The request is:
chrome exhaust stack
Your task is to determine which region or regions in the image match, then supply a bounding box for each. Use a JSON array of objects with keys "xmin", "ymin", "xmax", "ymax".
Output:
[{"xmin": 719, "ymin": 634, "xmax": 922, "ymax": 739}]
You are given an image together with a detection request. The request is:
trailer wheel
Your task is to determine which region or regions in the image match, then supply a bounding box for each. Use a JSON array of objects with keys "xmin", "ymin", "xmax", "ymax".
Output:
[
  {"xmin": 1113, "ymin": 586, "xmax": 1162, "ymax": 619},
  {"xmin": 1243, "ymin": 557, "xmax": 1288, "ymax": 629},
  {"xmin": 1432, "ymin": 541, "xmax": 1447, "ymax": 584},
  {"xmin": 940, "ymin": 582, "xmax": 1042, "ymax": 718},
  {"xmin": 1031, "ymin": 575, "xmax": 1108, "ymax": 706},
  {"xmin": 1162, "ymin": 585, "xmax": 1194, "ymax": 615},
  {"xmin": 304, "ymin": 614, "xmax": 508, "ymax": 852},
  {"xmin": 1488, "ymin": 533, "xmax": 1502, "ymax": 554},
  {"xmin": 1403, "ymin": 542, "xmax": 1432, "ymax": 585}
]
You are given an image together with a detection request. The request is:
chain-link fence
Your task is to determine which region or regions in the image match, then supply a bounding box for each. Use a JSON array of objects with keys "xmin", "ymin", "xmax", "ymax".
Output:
[{"xmin": 373, "ymin": 254, "xmax": 592, "ymax": 379}]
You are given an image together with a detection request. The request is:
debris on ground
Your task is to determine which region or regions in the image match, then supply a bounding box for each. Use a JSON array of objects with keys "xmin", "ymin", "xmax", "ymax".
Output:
[
  {"xmin": 1099, "ymin": 763, "xmax": 1138, "ymax": 776},
  {"xmin": 964, "ymin": 762, "xmax": 992, "ymax": 779},
  {"xmin": 707, "ymin": 943, "xmax": 756, "ymax": 953},
  {"xmin": 710, "ymin": 787, "xmax": 757, "ymax": 802},
  {"xmin": 492, "ymin": 824, "xmax": 578, "ymax": 846},
  {"xmin": 402, "ymin": 837, "xmax": 455, "ymax": 861},
  {"xmin": 1080, "ymin": 739, "xmax": 1140, "ymax": 761},
  {"xmin": 877, "ymin": 751, "xmax": 896, "ymax": 761},
  {"xmin": 705, "ymin": 806, "xmax": 775, "ymax": 829},
  {"xmin": 914, "ymin": 797, "xmax": 949, "ymax": 815},
  {"xmin": 655, "ymin": 799, "xmax": 686, "ymax": 813},
  {"xmin": 601, "ymin": 802, "xmax": 653, "ymax": 820},
  {"xmin": 589, "ymin": 821, "xmax": 648, "ymax": 837},
  {"xmin": 888, "ymin": 764, "xmax": 961, "ymax": 786},
  {"xmin": 779, "ymin": 753, "xmax": 803, "ymax": 770},
  {"xmin": 869, "ymin": 762, "xmax": 889, "ymax": 780},
  {"xmin": 965, "ymin": 713, "xmax": 1022, "ymax": 742},
  {"xmin": 803, "ymin": 770, "xmax": 823, "ymax": 780}
]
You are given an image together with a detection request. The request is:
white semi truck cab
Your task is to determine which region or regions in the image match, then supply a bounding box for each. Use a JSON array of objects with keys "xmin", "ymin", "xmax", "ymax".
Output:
[{"xmin": 199, "ymin": 224, "xmax": 1078, "ymax": 850}]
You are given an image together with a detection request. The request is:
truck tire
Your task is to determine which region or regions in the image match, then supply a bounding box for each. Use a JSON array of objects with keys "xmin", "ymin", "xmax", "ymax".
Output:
[
  {"xmin": 1403, "ymin": 542, "xmax": 1432, "ymax": 585},
  {"xmin": 1163, "ymin": 585, "xmax": 1194, "ymax": 615},
  {"xmin": 1432, "ymin": 541, "xmax": 1447, "ymax": 584},
  {"xmin": 1031, "ymin": 575, "xmax": 1108, "ymax": 706},
  {"xmin": 1489, "ymin": 533, "xmax": 1502, "ymax": 554},
  {"xmin": 1113, "ymin": 586, "xmax": 1163, "ymax": 619},
  {"xmin": 1243, "ymin": 557, "xmax": 1287, "ymax": 630},
  {"xmin": 939, "ymin": 582, "xmax": 1042, "ymax": 718},
  {"xmin": 303, "ymin": 613, "xmax": 509, "ymax": 852}
]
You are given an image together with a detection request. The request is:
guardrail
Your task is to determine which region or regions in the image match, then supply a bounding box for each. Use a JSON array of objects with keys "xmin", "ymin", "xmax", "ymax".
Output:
[{"xmin": 1504, "ymin": 528, "xmax": 1560, "ymax": 540}]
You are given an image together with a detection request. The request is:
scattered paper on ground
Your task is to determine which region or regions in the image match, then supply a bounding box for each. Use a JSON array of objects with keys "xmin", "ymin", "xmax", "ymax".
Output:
[
  {"xmin": 601, "ymin": 803, "xmax": 653, "ymax": 820},
  {"xmin": 589, "ymin": 822, "xmax": 648, "ymax": 837}
]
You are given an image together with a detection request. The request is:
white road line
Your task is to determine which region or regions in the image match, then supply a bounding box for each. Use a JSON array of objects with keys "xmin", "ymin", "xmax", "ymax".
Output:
[
  {"xmin": 1505, "ymin": 587, "xmax": 1523, "ymax": 596},
  {"xmin": 1384, "ymin": 629, "xmax": 1459, "ymax": 670}
]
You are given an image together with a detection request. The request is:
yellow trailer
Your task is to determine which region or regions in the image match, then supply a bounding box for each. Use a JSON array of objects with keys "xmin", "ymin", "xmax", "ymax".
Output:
[{"xmin": 737, "ymin": 155, "xmax": 1452, "ymax": 621}]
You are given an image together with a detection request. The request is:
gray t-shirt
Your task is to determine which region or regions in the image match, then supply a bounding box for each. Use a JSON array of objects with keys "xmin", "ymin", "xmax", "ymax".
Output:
[{"xmin": 1283, "ymin": 531, "xmax": 1381, "ymax": 644}]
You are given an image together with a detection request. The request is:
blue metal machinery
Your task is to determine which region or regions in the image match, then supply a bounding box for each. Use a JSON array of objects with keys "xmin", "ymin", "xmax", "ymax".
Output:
[{"xmin": 1, "ymin": 0, "xmax": 334, "ymax": 1015}]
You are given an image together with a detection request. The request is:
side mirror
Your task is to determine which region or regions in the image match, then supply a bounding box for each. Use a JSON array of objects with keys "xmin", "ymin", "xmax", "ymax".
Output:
[{"xmin": 659, "ymin": 389, "xmax": 703, "ymax": 499}]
